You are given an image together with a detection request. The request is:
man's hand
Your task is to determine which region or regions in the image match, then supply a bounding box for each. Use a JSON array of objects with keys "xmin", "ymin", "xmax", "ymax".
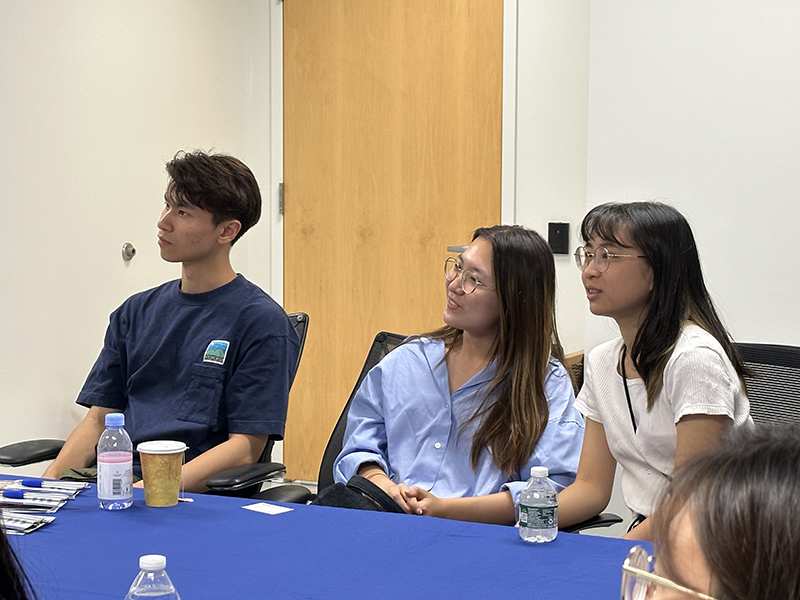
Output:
[{"xmin": 42, "ymin": 406, "xmax": 115, "ymax": 480}]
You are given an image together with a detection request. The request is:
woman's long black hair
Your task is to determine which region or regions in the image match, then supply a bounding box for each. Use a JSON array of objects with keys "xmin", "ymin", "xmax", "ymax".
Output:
[{"xmin": 580, "ymin": 201, "xmax": 747, "ymax": 408}]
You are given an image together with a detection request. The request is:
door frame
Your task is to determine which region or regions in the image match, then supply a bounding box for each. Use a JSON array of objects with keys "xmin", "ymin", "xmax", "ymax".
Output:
[
  {"xmin": 265, "ymin": 0, "xmax": 519, "ymax": 465},
  {"xmin": 268, "ymin": 0, "xmax": 287, "ymax": 305}
]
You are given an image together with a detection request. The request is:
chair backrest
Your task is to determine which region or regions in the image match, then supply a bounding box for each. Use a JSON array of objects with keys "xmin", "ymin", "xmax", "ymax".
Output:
[
  {"xmin": 288, "ymin": 312, "xmax": 310, "ymax": 386},
  {"xmin": 316, "ymin": 331, "xmax": 407, "ymax": 490},
  {"xmin": 259, "ymin": 311, "xmax": 310, "ymax": 463},
  {"xmin": 564, "ymin": 350, "xmax": 584, "ymax": 396},
  {"xmin": 737, "ymin": 342, "xmax": 800, "ymax": 425}
]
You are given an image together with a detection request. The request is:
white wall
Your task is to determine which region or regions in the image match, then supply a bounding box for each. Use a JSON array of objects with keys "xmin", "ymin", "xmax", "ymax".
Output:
[
  {"xmin": 0, "ymin": 0, "xmax": 274, "ymax": 473},
  {"xmin": 583, "ymin": 0, "xmax": 800, "ymax": 536},
  {"xmin": 515, "ymin": 0, "xmax": 800, "ymax": 536},
  {"xmin": 512, "ymin": 0, "xmax": 590, "ymax": 354},
  {"xmin": 585, "ymin": 0, "xmax": 800, "ymax": 350}
]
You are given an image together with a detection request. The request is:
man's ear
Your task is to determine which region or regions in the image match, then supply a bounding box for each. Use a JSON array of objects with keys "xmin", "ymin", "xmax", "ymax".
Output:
[{"xmin": 218, "ymin": 220, "xmax": 242, "ymax": 245}]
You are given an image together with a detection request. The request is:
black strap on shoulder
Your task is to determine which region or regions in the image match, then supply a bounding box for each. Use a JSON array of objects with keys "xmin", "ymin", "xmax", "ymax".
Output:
[{"xmin": 621, "ymin": 345, "xmax": 638, "ymax": 433}]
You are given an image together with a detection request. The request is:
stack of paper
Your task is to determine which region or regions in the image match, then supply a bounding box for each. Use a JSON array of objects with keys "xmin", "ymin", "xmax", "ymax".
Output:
[
  {"xmin": 0, "ymin": 479, "xmax": 89, "ymax": 535},
  {"xmin": 0, "ymin": 511, "xmax": 55, "ymax": 535},
  {"xmin": 0, "ymin": 491, "xmax": 68, "ymax": 513}
]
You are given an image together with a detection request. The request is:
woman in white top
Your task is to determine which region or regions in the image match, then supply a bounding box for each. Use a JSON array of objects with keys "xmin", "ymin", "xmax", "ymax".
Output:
[{"xmin": 557, "ymin": 201, "xmax": 751, "ymax": 540}]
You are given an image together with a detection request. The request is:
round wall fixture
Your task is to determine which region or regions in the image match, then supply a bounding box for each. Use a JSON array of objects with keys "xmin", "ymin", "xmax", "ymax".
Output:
[{"xmin": 122, "ymin": 242, "xmax": 136, "ymax": 261}]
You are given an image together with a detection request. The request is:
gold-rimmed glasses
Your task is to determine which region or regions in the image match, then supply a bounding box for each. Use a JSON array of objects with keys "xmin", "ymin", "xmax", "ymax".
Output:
[
  {"xmin": 621, "ymin": 545, "xmax": 717, "ymax": 600},
  {"xmin": 444, "ymin": 257, "xmax": 495, "ymax": 294},
  {"xmin": 574, "ymin": 246, "xmax": 647, "ymax": 272}
]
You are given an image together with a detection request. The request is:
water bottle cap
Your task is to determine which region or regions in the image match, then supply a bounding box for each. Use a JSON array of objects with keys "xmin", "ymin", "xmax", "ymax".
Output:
[
  {"xmin": 139, "ymin": 555, "xmax": 167, "ymax": 570},
  {"xmin": 105, "ymin": 413, "xmax": 125, "ymax": 428},
  {"xmin": 530, "ymin": 466, "xmax": 548, "ymax": 478}
]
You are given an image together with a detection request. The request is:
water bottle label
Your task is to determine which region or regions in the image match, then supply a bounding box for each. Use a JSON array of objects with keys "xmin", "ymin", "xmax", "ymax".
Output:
[
  {"xmin": 97, "ymin": 452, "xmax": 133, "ymax": 500},
  {"xmin": 519, "ymin": 505, "xmax": 557, "ymax": 528}
]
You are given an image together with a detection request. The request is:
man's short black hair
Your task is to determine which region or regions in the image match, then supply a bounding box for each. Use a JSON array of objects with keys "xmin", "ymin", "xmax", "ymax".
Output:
[{"xmin": 166, "ymin": 150, "xmax": 262, "ymax": 245}]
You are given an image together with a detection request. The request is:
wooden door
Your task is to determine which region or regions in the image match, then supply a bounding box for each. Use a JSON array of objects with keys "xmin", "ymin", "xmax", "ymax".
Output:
[{"xmin": 283, "ymin": 0, "xmax": 503, "ymax": 481}]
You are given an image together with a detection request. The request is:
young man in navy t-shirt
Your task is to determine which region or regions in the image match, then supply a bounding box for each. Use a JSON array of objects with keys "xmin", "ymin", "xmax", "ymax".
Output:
[{"xmin": 43, "ymin": 150, "xmax": 299, "ymax": 492}]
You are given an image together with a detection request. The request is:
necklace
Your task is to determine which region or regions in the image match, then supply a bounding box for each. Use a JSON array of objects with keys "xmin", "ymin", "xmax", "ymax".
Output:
[{"xmin": 621, "ymin": 345, "xmax": 638, "ymax": 433}]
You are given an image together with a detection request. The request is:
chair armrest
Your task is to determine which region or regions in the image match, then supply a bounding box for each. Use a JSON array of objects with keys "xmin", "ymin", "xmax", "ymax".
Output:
[
  {"xmin": 0, "ymin": 439, "xmax": 65, "ymax": 467},
  {"xmin": 251, "ymin": 483, "xmax": 314, "ymax": 505},
  {"xmin": 205, "ymin": 462, "xmax": 287, "ymax": 492},
  {"xmin": 561, "ymin": 512, "xmax": 623, "ymax": 534}
]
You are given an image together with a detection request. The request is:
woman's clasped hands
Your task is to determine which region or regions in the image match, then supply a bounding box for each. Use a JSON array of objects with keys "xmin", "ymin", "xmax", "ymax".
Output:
[{"xmin": 368, "ymin": 469, "xmax": 443, "ymax": 516}]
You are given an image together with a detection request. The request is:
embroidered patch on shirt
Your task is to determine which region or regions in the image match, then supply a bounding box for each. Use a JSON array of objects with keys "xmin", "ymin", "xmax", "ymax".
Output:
[{"xmin": 203, "ymin": 340, "xmax": 230, "ymax": 365}]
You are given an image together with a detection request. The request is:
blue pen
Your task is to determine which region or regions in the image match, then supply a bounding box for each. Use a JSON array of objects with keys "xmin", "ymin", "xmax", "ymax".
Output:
[
  {"xmin": 3, "ymin": 490, "xmax": 29, "ymax": 499},
  {"xmin": 20, "ymin": 479, "xmax": 87, "ymax": 494},
  {"xmin": 21, "ymin": 479, "xmax": 76, "ymax": 489},
  {"xmin": 21, "ymin": 479, "xmax": 46, "ymax": 488},
  {"xmin": 3, "ymin": 490, "xmax": 69, "ymax": 502}
]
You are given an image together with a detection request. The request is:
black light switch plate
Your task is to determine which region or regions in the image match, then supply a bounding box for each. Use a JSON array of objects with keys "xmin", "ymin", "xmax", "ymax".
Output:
[{"xmin": 548, "ymin": 222, "xmax": 570, "ymax": 255}]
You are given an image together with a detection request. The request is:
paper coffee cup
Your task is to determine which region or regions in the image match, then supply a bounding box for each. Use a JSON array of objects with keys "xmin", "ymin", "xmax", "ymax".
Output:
[{"xmin": 136, "ymin": 440, "xmax": 187, "ymax": 507}]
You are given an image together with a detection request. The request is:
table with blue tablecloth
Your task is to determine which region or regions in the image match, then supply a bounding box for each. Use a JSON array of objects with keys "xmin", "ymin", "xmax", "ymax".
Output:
[{"xmin": 10, "ymin": 482, "xmax": 634, "ymax": 599}]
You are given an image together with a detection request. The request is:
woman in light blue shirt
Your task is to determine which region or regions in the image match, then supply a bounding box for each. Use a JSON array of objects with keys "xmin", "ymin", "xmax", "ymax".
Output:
[{"xmin": 334, "ymin": 225, "xmax": 584, "ymax": 525}]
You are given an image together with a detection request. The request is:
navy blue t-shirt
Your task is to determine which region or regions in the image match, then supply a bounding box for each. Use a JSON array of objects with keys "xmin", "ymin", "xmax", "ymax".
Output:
[{"xmin": 77, "ymin": 275, "xmax": 299, "ymax": 474}]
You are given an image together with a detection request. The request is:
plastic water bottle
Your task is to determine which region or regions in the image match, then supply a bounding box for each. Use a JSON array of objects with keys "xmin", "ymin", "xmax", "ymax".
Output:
[
  {"xmin": 97, "ymin": 412, "xmax": 133, "ymax": 510},
  {"xmin": 124, "ymin": 555, "xmax": 181, "ymax": 600},
  {"xmin": 518, "ymin": 466, "xmax": 558, "ymax": 542}
]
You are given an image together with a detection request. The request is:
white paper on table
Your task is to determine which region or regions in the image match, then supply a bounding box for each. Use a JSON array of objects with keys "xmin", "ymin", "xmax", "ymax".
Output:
[
  {"xmin": 241, "ymin": 502, "xmax": 294, "ymax": 515},
  {"xmin": 0, "ymin": 511, "xmax": 56, "ymax": 534}
]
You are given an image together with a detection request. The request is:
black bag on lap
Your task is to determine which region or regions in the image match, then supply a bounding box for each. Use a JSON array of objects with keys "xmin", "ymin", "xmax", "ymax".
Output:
[{"xmin": 311, "ymin": 475, "xmax": 405, "ymax": 513}]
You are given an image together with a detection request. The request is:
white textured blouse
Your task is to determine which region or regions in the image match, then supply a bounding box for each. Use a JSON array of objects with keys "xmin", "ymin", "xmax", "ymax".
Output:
[{"xmin": 575, "ymin": 324, "xmax": 751, "ymax": 518}]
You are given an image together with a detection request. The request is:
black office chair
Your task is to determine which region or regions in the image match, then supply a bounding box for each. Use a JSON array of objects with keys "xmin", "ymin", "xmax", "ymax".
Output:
[
  {"xmin": 0, "ymin": 312, "xmax": 310, "ymax": 499},
  {"xmin": 204, "ymin": 312, "xmax": 310, "ymax": 496},
  {"xmin": 242, "ymin": 330, "xmax": 408, "ymax": 504},
  {"xmin": 564, "ymin": 350, "xmax": 584, "ymax": 397},
  {"xmin": 737, "ymin": 342, "xmax": 800, "ymax": 425}
]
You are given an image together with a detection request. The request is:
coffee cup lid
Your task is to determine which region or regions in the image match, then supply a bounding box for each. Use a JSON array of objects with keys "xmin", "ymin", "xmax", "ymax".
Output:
[{"xmin": 136, "ymin": 440, "xmax": 188, "ymax": 454}]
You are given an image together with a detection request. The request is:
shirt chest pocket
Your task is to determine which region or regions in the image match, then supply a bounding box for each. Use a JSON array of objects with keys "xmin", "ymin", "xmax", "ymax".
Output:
[{"xmin": 177, "ymin": 364, "xmax": 227, "ymax": 427}]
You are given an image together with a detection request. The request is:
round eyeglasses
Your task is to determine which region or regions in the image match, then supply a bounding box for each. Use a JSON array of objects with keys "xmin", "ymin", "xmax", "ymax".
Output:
[
  {"xmin": 574, "ymin": 246, "xmax": 647, "ymax": 272},
  {"xmin": 444, "ymin": 257, "xmax": 495, "ymax": 294},
  {"xmin": 621, "ymin": 545, "xmax": 717, "ymax": 600}
]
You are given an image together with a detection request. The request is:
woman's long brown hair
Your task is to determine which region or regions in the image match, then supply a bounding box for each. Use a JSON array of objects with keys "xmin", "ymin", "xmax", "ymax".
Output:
[{"xmin": 423, "ymin": 225, "xmax": 565, "ymax": 477}]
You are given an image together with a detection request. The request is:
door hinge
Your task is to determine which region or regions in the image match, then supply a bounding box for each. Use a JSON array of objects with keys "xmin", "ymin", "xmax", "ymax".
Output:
[{"xmin": 279, "ymin": 183, "xmax": 285, "ymax": 215}]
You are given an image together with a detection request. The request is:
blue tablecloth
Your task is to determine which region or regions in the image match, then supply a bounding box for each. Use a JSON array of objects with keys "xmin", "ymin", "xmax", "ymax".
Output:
[{"xmin": 10, "ymin": 482, "xmax": 634, "ymax": 599}]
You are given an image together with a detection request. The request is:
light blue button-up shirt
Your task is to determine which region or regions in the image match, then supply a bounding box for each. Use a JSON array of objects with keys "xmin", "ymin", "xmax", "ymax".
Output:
[{"xmin": 334, "ymin": 337, "xmax": 584, "ymax": 508}]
